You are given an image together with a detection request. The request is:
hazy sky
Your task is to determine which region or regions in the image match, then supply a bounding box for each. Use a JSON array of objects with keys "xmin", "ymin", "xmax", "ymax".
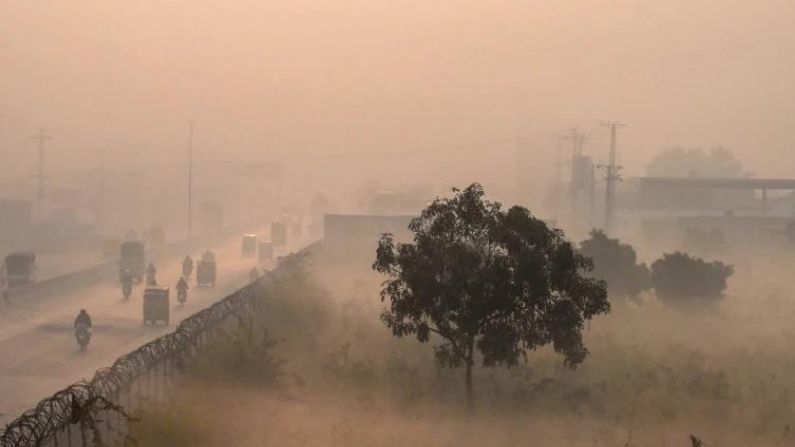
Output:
[{"xmin": 2, "ymin": 0, "xmax": 795, "ymax": 186}]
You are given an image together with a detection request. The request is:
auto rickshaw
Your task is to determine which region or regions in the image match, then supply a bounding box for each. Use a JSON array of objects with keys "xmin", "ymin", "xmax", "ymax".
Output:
[
  {"xmin": 196, "ymin": 251, "xmax": 216, "ymax": 287},
  {"xmin": 258, "ymin": 242, "xmax": 273, "ymax": 263},
  {"xmin": 4, "ymin": 252, "xmax": 36, "ymax": 288},
  {"xmin": 241, "ymin": 234, "xmax": 257, "ymax": 257},
  {"xmin": 143, "ymin": 286, "xmax": 169, "ymax": 326},
  {"xmin": 270, "ymin": 222, "xmax": 287, "ymax": 247}
]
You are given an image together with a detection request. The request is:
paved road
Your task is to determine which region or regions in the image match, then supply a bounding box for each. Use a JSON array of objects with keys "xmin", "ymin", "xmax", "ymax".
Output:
[{"xmin": 0, "ymin": 230, "xmax": 286, "ymax": 424}]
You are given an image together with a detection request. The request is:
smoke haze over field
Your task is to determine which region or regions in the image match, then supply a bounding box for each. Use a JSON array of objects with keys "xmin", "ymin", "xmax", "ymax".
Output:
[{"xmin": 2, "ymin": 0, "xmax": 795, "ymax": 208}]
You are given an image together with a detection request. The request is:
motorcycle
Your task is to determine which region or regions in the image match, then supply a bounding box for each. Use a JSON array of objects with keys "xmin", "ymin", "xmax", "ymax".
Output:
[
  {"xmin": 75, "ymin": 325, "xmax": 92, "ymax": 351},
  {"xmin": 177, "ymin": 288, "xmax": 187, "ymax": 305}
]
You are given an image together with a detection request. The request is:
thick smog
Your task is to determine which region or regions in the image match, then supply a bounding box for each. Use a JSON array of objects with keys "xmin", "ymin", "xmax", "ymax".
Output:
[{"xmin": 1, "ymin": 1, "xmax": 795, "ymax": 446}]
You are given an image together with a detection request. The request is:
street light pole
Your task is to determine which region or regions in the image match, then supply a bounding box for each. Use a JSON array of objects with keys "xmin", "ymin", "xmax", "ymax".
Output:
[{"xmin": 187, "ymin": 121, "xmax": 194, "ymax": 241}]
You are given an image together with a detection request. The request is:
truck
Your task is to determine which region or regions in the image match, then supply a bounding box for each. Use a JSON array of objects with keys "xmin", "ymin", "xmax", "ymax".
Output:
[
  {"xmin": 120, "ymin": 241, "xmax": 145, "ymax": 283},
  {"xmin": 241, "ymin": 234, "xmax": 258, "ymax": 257}
]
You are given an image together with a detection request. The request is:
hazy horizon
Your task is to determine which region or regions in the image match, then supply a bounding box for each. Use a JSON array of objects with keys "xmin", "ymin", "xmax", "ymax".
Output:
[{"xmin": 2, "ymin": 1, "xmax": 795, "ymax": 197}]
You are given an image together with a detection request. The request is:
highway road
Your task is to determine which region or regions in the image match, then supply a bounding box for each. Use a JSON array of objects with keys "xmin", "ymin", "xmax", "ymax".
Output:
[{"xmin": 0, "ymin": 229, "xmax": 291, "ymax": 424}]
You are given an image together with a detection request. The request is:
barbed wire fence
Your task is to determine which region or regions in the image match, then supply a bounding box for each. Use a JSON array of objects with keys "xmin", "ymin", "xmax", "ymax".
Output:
[{"xmin": 0, "ymin": 243, "xmax": 316, "ymax": 447}]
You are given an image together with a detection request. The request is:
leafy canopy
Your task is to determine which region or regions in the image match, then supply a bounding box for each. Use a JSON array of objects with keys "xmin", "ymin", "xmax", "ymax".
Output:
[
  {"xmin": 650, "ymin": 251, "xmax": 734, "ymax": 305},
  {"xmin": 373, "ymin": 183, "xmax": 609, "ymax": 372},
  {"xmin": 579, "ymin": 230, "xmax": 650, "ymax": 299}
]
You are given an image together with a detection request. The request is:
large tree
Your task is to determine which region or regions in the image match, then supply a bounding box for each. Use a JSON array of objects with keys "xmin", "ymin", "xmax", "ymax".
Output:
[
  {"xmin": 579, "ymin": 230, "xmax": 650, "ymax": 300},
  {"xmin": 373, "ymin": 183, "xmax": 609, "ymax": 407}
]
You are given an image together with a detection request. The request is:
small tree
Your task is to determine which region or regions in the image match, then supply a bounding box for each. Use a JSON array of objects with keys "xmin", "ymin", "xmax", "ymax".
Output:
[
  {"xmin": 579, "ymin": 230, "xmax": 650, "ymax": 300},
  {"xmin": 373, "ymin": 183, "xmax": 609, "ymax": 407},
  {"xmin": 650, "ymin": 251, "xmax": 733, "ymax": 306}
]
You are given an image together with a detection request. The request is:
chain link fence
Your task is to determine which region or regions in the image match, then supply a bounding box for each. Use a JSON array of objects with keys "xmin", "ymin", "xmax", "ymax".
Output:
[{"xmin": 0, "ymin": 242, "xmax": 315, "ymax": 447}]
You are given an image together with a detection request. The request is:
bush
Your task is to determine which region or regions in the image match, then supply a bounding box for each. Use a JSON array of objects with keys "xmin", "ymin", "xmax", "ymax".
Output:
[
  {"xmin": 650, "ymin": 252, "xmax": 733, "ymax": 306},
  {"xmin": 192, "ymin": 315, "xmax": 286, "ymax": 385},
  {"xmin": 579, "ymin": 230, "xmax": 650, "ymax": 300}
]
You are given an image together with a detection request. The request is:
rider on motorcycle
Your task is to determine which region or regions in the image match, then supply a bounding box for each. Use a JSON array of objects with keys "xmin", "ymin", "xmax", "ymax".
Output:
[
  {"xmin": 121, "ymin": 268, "xmax": 133, "ymax": 288},
  {"xmin": 176, "ymin": 276, "xmax": 189, "ymax": 296},
  {"xmin": 145, "ymin": 262, "xmax": 157, "ymax": 285},
  {"xmin": 182, "ymin": 255, "xmax": 194, "ymax": 278},
  {"xmin": 74, "ymin": 309, "xmax": 92, "ymax": 329}
]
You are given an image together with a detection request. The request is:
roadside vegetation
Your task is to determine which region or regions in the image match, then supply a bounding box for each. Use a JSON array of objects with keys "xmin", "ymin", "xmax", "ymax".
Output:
[{"xmin": 130, "ymin": 185, "xmax": 788, "ymax": 447}]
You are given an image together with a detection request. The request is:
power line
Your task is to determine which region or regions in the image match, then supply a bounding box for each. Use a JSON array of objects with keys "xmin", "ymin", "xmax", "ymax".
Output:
[{"xmin": 306, "ymin": 137, "xmax": 518, "ymax": 158}]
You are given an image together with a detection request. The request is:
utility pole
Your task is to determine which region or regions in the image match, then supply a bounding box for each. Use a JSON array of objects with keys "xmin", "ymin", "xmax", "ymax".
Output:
[
  {"xmin": 564, "ymin": 128, "xmax": 588, "ymax": 219},
  {"xmin": 96, "ymin": 149, "xmax": 112, "ymax": 229},
  {"xmin": 598, "ymin": 121, "xmax": 626, "ymax": 233},
  {"xmin": 187, "ymin": 121, "xmax": 194, "ymax": 241},
  {"xmin": 30, "ymin": 129, "xmax": 53, "ymax": 210},
  {"xmin": 549, "ymin": 135, "xmax": 567, "ymax": 221}
]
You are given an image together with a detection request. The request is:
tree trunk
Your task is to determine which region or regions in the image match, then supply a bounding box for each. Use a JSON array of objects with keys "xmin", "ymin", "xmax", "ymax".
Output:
[{"xmin": 465, "ymin": 339, "xmax": 474, "ymax": 410}]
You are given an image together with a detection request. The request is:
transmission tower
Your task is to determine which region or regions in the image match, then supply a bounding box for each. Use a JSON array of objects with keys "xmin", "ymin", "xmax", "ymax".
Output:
[{"xmin": 597, "ymin": 121, "xmax": 626, "ymax": 233}]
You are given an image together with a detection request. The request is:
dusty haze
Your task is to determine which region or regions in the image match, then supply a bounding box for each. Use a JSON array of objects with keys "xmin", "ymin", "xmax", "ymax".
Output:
[{"xmin": 2, "ymin": 0, "xmax": 795, "ymax": 211}]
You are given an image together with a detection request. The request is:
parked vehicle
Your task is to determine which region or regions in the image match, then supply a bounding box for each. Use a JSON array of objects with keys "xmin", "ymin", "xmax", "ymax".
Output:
[
  {"xmin": 4, "ymin": 252, "xmax": 36, "ymax": 288},
  {"xmin": 120, "ymin": 241, "xmax": 145, "ymax": 283},
  {"xmin": 143, "ymin": 287, "xmax": 170, "ymax": 326},
  {"xmin": 241, "ymin": 234, "xmax": 257, "ymax": 257}
]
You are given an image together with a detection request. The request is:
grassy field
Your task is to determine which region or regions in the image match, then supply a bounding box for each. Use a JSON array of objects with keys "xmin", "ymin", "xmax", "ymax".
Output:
[{"xmin": 129, "ymin": 250, "xmax": 795, "ymax": 446}]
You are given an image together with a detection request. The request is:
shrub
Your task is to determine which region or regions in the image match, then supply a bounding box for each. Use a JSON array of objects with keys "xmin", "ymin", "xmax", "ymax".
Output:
[
  {"xmin": 650, "ymin": 252, "xmax": 733, "ymax": 306},
  {"xmin": 579, "ymin": 230, "xmax": 651, "ymax": 300}
]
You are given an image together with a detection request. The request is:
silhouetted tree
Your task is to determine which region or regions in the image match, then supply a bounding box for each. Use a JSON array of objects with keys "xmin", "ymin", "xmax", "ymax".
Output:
[
  {"xmin": 647, "ymin": 146, "xmax": 744, "ymax": 178},
  {"xmin": 650, "ymin": 251, "xmax": 733, "ymax": 307},
  {"xmin": 373, "ymin": 183, "xmax": 609, "ymax": 408},
  {"xmin": 579, "ymin": 230, "xmax": 650, "ymax": 300}
]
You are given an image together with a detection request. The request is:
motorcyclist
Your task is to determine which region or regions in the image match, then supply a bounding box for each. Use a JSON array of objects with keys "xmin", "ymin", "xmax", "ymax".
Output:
[
  {"xmin": 176, "ymin": 276, "xmax": 189, "ymax": 295},
  {"xmin": 74, "ymin": 309, "xmax": 92, "ymax": 329},
  {"xmin": 121, "ymin": 269, "xmax": 133, "ymax": 289},
  {"xmin": 145, "ymin": 262, "xmax": 157, "ymax": 285},
  {"xmin": 182, "ymin": 255, "xmax": 194, "ymax": 278}
]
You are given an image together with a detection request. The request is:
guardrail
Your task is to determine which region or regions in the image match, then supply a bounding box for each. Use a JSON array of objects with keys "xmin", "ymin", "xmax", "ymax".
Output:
[
  {"xmin": 0, "ymin": 241, "xmax": 319, "ymax": 447},
  {"xmin": 4, "ymin": 215, "xmax": 270, "ymax": 304}
]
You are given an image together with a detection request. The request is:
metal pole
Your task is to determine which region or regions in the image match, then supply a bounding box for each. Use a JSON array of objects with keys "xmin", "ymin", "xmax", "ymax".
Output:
[
  {"xmin": 599, "ymin": 121, "xmax": 625, "ymax": 233},
  {"xmin": 188, "ymin": 122, "xmax": 194, "ymax": 241},
  {"xmin": 30, "ymin": 129, "xmax": 52, "ymax": 212}
]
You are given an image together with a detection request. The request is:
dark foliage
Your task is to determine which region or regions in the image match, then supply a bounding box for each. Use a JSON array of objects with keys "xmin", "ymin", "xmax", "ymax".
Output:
[
  {"xmin": 579, "ymin": 230, "xmax": 650, "ymax": 300},
  {"xmin": 650, "ymin": 251, "xmax": 734, "ymax": 305},
  {"xmin": 373, "ymin": 183, "xmax": 609, "ymax": 406}
]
